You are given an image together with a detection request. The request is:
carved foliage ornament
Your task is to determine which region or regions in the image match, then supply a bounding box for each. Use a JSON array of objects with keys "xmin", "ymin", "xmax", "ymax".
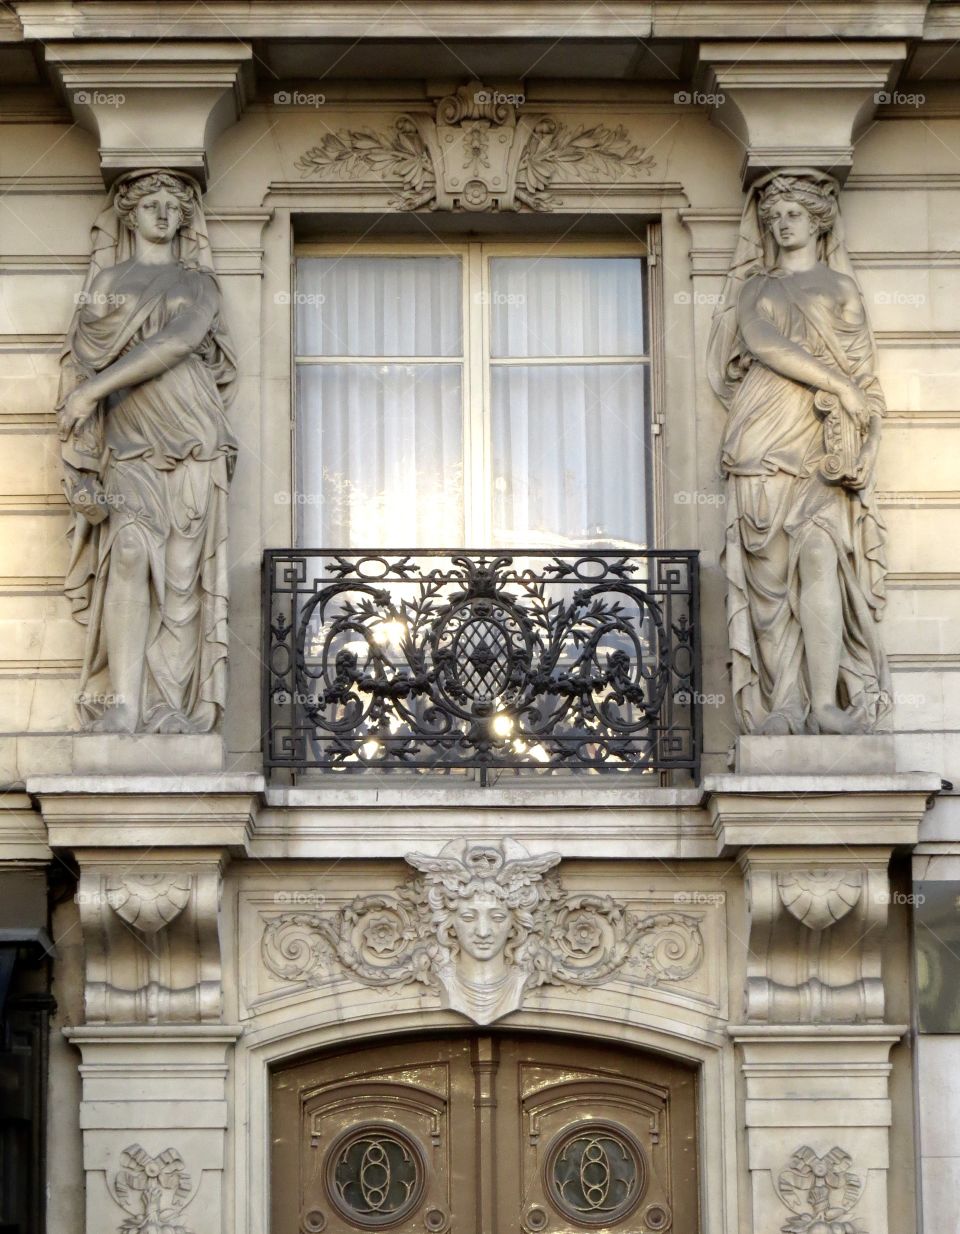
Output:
[
  {"xmin": 261, "ymin": 839, "xmax": 704, "ymax": 1025},
  {"xmin": 110, "ymin": 1143, "xmax": 196, "ymax": 1234},
  {"xmin": 294, "ymin": 80, "xmax": 656, "ymax": 212},
  {"xmin": 775, "ymin": 1146, "xmax": 867, "ymax": 1234}
]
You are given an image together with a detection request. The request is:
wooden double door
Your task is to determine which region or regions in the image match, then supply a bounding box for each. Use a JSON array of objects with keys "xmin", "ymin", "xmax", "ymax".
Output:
[{"xmin": 271, "ymin": 1033, "xmax": 698, "ymax": 1234}]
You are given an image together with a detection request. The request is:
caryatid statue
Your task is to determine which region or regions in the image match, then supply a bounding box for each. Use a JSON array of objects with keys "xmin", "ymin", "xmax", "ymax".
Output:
[
  {"xmin": 708, "ymin": 169, "xmax": 891, "ymax": 736},
  {"xmin": 58, "ymin": 170, "xmax": 237, "ymax": 734}
]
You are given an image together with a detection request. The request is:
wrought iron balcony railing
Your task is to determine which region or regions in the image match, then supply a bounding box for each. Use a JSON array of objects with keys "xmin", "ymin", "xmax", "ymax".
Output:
[{"xmin": 263, "ymin": 549, "xmax": 700, "ymax": 782}]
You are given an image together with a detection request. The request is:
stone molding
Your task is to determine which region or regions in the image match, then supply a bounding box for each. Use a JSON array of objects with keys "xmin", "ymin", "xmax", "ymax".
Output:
[
  {"xmin": 293, "ymin": 80, "xmax": 657, "ymax": 212},
  {"xmin": 697, "ymin": 40, "xmax": 907, "ymax": 184},
  {"xmin": 28, "ymin": 774, "xmax": 263, "ymax": 850},
  {"xmin": 706, "ymin": 772, "xmax": 940, "ymax": 850},
  {"xmin": 43, "ymin": 41, "xmax": 253, "ymax": 186}
]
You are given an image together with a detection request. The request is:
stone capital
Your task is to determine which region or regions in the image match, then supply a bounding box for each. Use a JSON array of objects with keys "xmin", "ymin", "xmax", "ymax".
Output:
[
  {"xmin": 697, "ymin": 39, "xmax": 907, "ymax": 185},
  {"xmin": 43, "ymin": 40, "xmax": 253, "ymax": 187}
]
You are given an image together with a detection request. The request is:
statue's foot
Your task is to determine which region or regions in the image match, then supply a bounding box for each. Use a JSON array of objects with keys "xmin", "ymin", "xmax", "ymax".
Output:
[
  {"xmin": 758, "ymin": 712, "xmax": 792, "ymax": 736},
  {"xmin": 155, "ymin": 703, "xmax": 215, "ymax": 734},
  {"xmin": 812, "ymin": 703, "xmax": 865, "ymax": 735},
  {"xmin": 88, "ymin": 705, "xmax": 138, "ymax": 734}
]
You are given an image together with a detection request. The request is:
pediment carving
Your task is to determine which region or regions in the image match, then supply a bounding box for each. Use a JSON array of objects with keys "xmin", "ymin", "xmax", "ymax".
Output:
[
  {"xmin": 261, "ymin": 839, "xmax": 703, "ymax": 1025},
  {"xmin": 294, "ymin": 80, "xmax": 656, "ymax": 211}
]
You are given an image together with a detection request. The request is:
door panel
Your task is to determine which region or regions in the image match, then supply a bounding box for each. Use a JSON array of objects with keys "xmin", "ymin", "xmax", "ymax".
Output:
[{"xmin": 271, "ymin": 1034, "xmax": 698, "ymax": 1234}]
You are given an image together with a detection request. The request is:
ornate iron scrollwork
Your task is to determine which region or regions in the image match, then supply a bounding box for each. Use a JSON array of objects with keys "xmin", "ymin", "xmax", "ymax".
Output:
[{"xmin": 264, "ymin": 550, "xmax": 699, "ymax": 779}]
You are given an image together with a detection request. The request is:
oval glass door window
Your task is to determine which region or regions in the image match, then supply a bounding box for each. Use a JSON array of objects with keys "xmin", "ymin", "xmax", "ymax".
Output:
[
  {"xmin": 545, "ymin": 1122, "xmax": 646, "ymax": 1227},
  {"xmin": 326, "ymin": 1125, "xmax": 426, "ymax": 1228}
]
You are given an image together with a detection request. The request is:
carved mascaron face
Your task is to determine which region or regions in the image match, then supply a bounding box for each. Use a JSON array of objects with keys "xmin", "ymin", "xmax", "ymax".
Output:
[
  {"xmin": 129, "ymin": 186, "xmax": 185, "ymax": 244},
  {"xmin": 762, "ymin": 196, "xmax": 818, "ymax": 251},
  {"xmin": 450, "ymin": 891, "xmax": 513, "ymax": 963}
]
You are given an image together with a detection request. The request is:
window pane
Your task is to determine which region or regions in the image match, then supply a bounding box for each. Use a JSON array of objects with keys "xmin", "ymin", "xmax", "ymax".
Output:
[
  {"xmin": 297, "ymin": 363, "xmax": 464, "ymax": 546},
  {"xmin": 489, "ymin": 257, "xmax": 644, "ymax": 358},
  {"xmin": 491, "ymin": 364, "xmax": 649, "ymax": 549},
  {"xmin": 296, "ymin": 256, "xmax": 462, "ymax": 356}
]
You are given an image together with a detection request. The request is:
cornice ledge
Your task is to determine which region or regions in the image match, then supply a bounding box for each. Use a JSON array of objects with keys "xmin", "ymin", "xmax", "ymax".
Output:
[
  {"xmin": 43, "ymin": 39, "xmax": 253, "ymax": 187},
  {"xmin": 696, "ymin": 39, "xmax": 907, "ymax": 185}
]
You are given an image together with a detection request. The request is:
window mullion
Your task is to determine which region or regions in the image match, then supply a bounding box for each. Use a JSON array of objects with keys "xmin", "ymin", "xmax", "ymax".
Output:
[{"xmin": 465, "ymin": 244, "xmax": 488, "ymax": 545}]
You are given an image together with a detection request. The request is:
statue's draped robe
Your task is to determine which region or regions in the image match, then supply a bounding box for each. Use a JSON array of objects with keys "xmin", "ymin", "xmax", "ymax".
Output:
[
  {"xmin": 62, "ymin": 262, "xmax": 237, "ymax": 731},
  {"xmin": 719, "ymin": 269, "xmax": 891, "ymax": 733}
]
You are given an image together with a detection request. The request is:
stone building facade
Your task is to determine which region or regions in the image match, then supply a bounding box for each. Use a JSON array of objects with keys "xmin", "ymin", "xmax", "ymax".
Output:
[{"xmin": 0, "ymin": 4, "xmax": 958, "ymax": 1233}]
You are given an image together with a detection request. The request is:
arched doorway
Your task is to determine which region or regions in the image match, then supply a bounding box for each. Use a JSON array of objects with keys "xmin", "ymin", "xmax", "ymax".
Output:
[{"xmin": 271, "ymin": 1032, "xmax": 698, "ymax": 1233}]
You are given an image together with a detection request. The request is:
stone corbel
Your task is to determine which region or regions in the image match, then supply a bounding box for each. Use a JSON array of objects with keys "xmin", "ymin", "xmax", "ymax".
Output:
[
  {"xmin": 740, "ymin": 850, "xmax": 890, "ymax": 1024},
  {"xmin": 77, "ymin": 857, "xmax": 225, "ymax": 1024},
  {"xmin": 696, "ymin": 40, "xmax": 907, "ymax": 185},
  {"xmin": 43, "ymin": 41, "xmax": 253, "ymax": 187}
]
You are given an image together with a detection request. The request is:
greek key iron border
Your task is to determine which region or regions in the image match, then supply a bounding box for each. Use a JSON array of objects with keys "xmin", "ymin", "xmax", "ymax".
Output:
[{"xmin": 262, "ymin": 549, "xmax": 700, "ymax": 782}]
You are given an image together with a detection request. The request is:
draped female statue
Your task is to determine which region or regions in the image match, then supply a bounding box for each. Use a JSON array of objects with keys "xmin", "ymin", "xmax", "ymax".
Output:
[
  {"xmin": 58, "ymin": 169, "xmax": 237, "ymax": 733},
  {"xmin": 708, "ymin": 169, "xmax": 891, "ymax": 736}
]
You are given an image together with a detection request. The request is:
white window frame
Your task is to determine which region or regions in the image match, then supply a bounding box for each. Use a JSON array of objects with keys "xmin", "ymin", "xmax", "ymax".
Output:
[{"xmin": 293, "ymin": 233, "xmax": 661, "ymax": 546}]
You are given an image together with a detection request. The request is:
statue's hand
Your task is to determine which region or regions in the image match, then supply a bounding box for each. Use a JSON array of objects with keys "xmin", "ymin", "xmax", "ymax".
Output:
[
  {"xmin": 850, "ymin": 434, "xmax": 880, "ymax": 490},
  {"xmin": 837, "ymin": 379, "xmax": 871, "ymax": 430},
  {"xmin": 58, "ymin": 385, "xmax": 99, "ymax": 440}
]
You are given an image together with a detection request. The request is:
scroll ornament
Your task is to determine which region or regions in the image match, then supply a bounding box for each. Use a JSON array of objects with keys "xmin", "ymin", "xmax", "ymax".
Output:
[
  {"xmin": 261, "ymin": 839, "xmax": 704, "ymax": 1025},
  {"xmin": 775, "ymin": 1146, "xmax": 867, "ymax": 1234},
  {"xmin": 110, "ymin": 1144, "xmax": 195, "ymax": 1234},
  {"xmin": 294, "ymin": 79, "xmax": 656, "ymax": 212}
]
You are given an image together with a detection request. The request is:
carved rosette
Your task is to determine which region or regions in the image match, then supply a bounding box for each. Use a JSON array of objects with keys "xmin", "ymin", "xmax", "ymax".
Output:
[
  {"xmin": 778, "ymin": 870, "xmax": 862, "ymax": 931},
  {"xmin": 294, "ymin": 79, "xmax": 656, "ymax": 212},
  {"xmin": 261, "ymin": 840, "xmax": 704, "ymax": 1024},
  {"xmin": 774, "ymin": 1145, "xmax": 867, "ymax": 1234},
  {"xmin": 109, "ymin": 1143, "xmax": 196, "ymax": 1234}
]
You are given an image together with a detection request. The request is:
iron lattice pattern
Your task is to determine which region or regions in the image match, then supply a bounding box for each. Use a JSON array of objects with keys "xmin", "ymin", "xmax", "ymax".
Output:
[{"xmin": 263, "ymin": 550, "xmax": 700, "ymax": 780}]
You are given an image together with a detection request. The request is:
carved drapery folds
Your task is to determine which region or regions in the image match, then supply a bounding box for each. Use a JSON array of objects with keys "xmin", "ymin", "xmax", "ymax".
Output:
[
  {"xmin": 59, "ymin": 168, "xmax": 237, "ymax": 734},
  {"xmin": 775, "ymin": 1145, "xmax": 868, "ymax": 1234},
  {"xmin": 294, "ymin": 80, "xmax": 656, "ymax": 212},
  {"xmin": 261, "ymin": 839, "xmax": 704, "ymax": 1025},
  {"xmin": 78, "ymin": 867, "xmax": 223, "ymax": 1023},
  {"xmin": 708, "ymin": 169, "xmax": 891, "ymax": 736},
  {"xmin": 742, "ymin": 858, "xmax": 888, "ymax": 1023}
]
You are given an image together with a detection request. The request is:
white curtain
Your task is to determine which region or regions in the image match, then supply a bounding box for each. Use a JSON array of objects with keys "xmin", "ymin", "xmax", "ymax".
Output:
[
  {"xmin": 296, "ymin": 256, "xmax": 463, "ymax": 546},
  {"xmin": 489, "ymin": 257, "xmax": 649, "ymax": 549},
  {"xmin": 295, "ymin": 253, "xmax": 649, "ymax": 549}
]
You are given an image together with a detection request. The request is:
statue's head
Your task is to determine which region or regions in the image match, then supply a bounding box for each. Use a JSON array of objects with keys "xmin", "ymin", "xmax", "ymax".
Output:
[
  {"xmin": 406, "ymin": 840, "xmax": 561, "ymax": 966},
  {"xmin": 757, "ymin": 172, "xmax": 839, "ymax": 248},
  {"xmin": 115, "ymin": 171, "xmax": 195, "ymax": 243}
]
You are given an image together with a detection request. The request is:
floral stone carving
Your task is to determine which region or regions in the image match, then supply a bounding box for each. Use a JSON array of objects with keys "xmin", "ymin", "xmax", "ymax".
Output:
[
  {"xmin": 778, "ymin": 870, "xmax": 862, "ymax": 931},
  {"xmin": 106, "ymin": 873, "xmax": 193, "ymax": 934},
  {"xmin": 110, "ymin": 1143, "xmax": 195, "ymax": 1234},
  {"xmin": 294, "ymin": 79, "xmax": 656, "ymax": 211},
  {"xmin": 774, "ymin": 1145, "xmax": 867, "ymax": 1234},
  {"xmin": 261, "ymin": 839, "xmax": 704, "ymax": 1025}
]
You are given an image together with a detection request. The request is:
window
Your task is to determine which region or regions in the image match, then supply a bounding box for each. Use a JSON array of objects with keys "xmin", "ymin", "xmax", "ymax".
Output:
[{"xmin": 295, "ymin": 242, "xmax": 653, "ymax": 549}]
